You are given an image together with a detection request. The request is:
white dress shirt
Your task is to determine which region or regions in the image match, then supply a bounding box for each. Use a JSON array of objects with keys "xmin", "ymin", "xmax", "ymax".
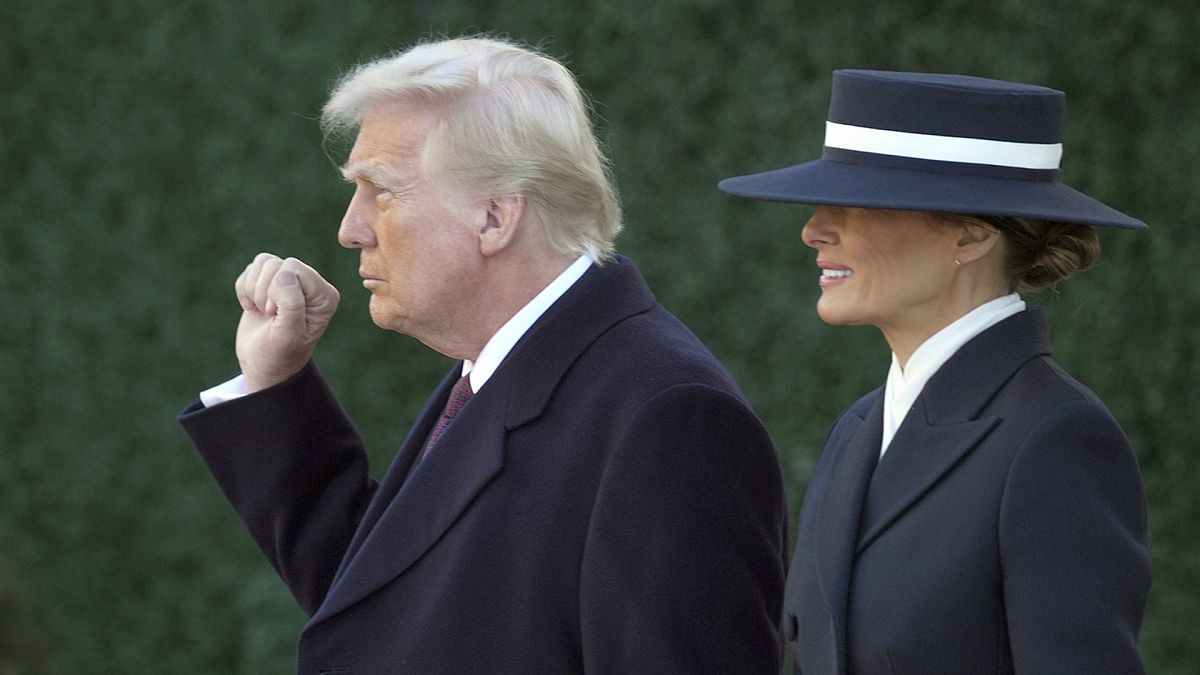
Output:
[
  {"xmin": 200, "ymin": 254, "xmax": 594, "ymax": 407},
  {"xmin": 880, "ymin": 294, "xmax": 1026, "ymax": 456}
]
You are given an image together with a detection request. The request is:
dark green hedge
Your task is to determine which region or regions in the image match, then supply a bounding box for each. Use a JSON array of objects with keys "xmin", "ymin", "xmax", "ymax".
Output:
[{"xmin": 3, "ymin": 1, "xmax": 1196, "ymax": 672}]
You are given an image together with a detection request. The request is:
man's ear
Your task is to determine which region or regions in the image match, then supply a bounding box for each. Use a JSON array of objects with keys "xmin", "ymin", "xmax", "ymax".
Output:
[
  {"xmin": 479, "ymin": 195, "xmax": 526, "ymax": 257},
  {"xmin": 954, "ymin": 219, "xmax": 1003, "ymax": 265}
]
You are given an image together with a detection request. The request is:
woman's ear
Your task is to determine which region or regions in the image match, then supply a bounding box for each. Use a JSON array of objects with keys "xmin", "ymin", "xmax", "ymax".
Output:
[
  {"xmin": 954, "ymin": 219, "xmax": 1003, "ymax": 265},
  {"xmin": 479, "ymin": 195, "xmax": 527, "ymax": 257}
]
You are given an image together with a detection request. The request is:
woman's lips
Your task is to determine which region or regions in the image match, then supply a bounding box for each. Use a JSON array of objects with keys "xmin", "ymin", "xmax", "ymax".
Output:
[{"xmin": 817, "ymin": 262, "xmax": 853, "ymax": 287}]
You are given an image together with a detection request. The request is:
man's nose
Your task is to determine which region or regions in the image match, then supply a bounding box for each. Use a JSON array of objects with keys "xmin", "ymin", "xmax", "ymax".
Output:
[{"xmin": 338, "ymin": 207, "xmax": 376, "ymax": 249}]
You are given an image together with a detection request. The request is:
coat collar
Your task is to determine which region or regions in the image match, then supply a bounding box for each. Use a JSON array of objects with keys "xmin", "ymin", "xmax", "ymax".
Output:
[
  {"xmin": 310, "ymin": 257, "xmax": 657, "ymax": 625},
  {"xmin": 499, "ymin": 255, "xmax": 656, "ymax": 430},
  {"xmin": 857, "ymin": 307, "xmax": 1052, "ymax": 551},
  {"xmin": 919, "ymin": 306, "xmax": 1052, "ymax": 423}
]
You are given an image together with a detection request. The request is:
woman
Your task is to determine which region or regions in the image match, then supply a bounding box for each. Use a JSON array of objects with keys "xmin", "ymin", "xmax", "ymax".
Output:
[{"xmin": 720, "ymin": 70, "xmax": 1151, "ymax": 673}]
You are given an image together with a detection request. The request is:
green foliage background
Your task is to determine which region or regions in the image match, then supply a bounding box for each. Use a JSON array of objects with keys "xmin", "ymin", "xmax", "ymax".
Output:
[{"xmin": 2, "ymin": 1, "xmax": 1196, "ymax": 672}]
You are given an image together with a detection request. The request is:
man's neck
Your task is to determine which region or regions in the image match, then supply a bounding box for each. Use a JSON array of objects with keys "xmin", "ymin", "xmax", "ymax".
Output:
[{"xmin": 463, "ymin": 254, "xmax": 594, "ymax": 391}]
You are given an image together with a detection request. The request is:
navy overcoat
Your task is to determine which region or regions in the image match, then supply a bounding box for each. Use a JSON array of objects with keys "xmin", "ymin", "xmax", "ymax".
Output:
[
  {"xmin": 783, "ymin": 308, "xmax": 1151, "ymax": 673},
  {"xmin": 181, "ymin": 257, "xmax": 788, "ymax": 674}
]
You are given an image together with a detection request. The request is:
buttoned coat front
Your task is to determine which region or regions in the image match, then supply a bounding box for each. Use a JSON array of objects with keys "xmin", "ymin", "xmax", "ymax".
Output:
[
  {"xmin": 180, "ymin": 258, "xmax": 788, "ymax": 674},
  {"xmin": 783, "ymin": 308, "xmax": 1151, "ymax": 674}
]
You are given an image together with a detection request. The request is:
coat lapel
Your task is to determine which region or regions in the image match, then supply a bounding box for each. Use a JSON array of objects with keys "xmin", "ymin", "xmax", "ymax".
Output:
[
  {"xmin": 854, "ymin": 308, "xmax": 1053, "ymax": 554},
  {"xmin": 314, "ymin": 382, "xmax": 508, "ymax": 623},
  {"xmin": 813, "ymin": 392, "xmax": 884, "ymax": 665},
  {"xmin": 329, "ymin": 367, "xmax": 461, "ymax": 583},
  {"xmin": 856, "ymin": 402, "xmax": 1000, "ymax": 552},
  {"xmin": 310, "ymin": 257, "xmax": 658, "ymax": 626}
]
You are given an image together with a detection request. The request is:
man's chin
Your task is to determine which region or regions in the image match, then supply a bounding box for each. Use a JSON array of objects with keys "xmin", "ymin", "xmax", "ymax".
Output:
[{"xmin": 367, "ymin": 302, "xmax": 404, "ymax": 333}]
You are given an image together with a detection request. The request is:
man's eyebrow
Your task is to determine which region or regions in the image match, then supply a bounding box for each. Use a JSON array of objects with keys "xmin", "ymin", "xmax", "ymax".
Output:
[
  {"xmin": 340, "ymin": 162, "xmax": 407, "ymax": 188},
  {"xmin": 340, "ymin": 163, "xmax": 380, "ymax": 184}
]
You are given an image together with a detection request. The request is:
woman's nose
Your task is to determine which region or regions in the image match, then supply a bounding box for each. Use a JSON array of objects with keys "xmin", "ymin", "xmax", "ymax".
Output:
[{"xmin": 801, "ymin": 206, "xmax": 835, "ymax": 249}]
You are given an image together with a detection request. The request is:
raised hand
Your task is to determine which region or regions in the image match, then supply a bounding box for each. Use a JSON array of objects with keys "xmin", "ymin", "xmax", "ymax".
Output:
[{"xmin": 234, "ymin": 253, "xmax": 341, "ymax": 392}]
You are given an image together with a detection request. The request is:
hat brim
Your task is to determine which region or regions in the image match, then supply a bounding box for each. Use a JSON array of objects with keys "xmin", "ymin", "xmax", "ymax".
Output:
[{"xmin": 718, "ymin": 158, "xmax": 1147, "ymax": 230}]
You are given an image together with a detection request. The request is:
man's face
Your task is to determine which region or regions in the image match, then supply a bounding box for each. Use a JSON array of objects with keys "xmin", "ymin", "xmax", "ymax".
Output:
[{"xmin": 338, "ymin": 100, "xmax": 484, "ymax": 352}]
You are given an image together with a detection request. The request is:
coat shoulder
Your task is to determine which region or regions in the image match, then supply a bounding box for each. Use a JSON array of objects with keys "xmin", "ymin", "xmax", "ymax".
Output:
[
  {"xmin": 579, "ymin": 302, "xmax": 750, "ymax": 402},
  {"xmin": 989, "ymin": 354, "xmax": 1118, "ymax": 427}
]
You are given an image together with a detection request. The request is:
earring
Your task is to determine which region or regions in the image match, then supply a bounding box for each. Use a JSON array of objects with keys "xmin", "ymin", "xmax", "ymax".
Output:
[{"xmin": 954, "ymin": 258, "xmax": 962, "ymax": 266}]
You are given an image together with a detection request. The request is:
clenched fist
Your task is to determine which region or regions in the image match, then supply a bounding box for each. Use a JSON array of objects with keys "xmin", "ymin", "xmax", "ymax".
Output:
[{"xmin": 234, "ymin": 253, "xmax": 340, "ymax": 392}]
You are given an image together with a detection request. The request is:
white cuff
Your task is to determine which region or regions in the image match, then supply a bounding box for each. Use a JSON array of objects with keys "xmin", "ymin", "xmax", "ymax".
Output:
[{"xmin": 199, "ymin": 374, "xmax": 249, "ymax": 408}]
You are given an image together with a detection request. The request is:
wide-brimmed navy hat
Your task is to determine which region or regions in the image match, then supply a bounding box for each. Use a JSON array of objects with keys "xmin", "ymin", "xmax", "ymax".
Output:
[{"xmin": 719, "ymin": 69, "xmax": 1147, "ymax": 230}]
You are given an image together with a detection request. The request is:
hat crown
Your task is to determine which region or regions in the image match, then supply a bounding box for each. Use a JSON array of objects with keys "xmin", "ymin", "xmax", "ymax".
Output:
[{"xmin": 829, "ymin": 69, "xmax": 1065, "ymax": 144}]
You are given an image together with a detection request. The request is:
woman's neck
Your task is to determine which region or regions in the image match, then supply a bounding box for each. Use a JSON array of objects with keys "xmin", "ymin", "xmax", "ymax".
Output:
[{"xmin": 882, "ymin": 289, "xmax": 1012, "ymax": 370}]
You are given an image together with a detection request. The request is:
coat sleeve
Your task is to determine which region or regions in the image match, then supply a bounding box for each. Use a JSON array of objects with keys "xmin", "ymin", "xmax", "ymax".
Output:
[
  {"xmin": 579, "ymin": 382, "xmax": 788, "ymax": 673},
  {"xmin": 999, "ymin": 398, "xmax": 1151, "ymax": 674},
  {"xmin": 178, "ymin": 362, "xmax": 376, "ymax": 616}
]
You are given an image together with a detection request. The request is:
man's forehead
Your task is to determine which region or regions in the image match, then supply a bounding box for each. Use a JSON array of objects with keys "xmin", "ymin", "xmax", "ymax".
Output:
[
  {"xmin": 346, "ymin": 134, "xmax": 423, "ymax": 166},
  {"xmin": 346, "ymin": 107, "xmax": 432, "ymax": 167},
  {"xmin": 344, "ymin": 139, "xmax": 423, "ymax": 181}
]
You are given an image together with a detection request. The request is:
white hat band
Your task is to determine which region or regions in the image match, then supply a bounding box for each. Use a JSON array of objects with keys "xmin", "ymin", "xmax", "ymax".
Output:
[{"xmin": 824, "ymin": 121, "xmax": 1063, "ymax": 170}]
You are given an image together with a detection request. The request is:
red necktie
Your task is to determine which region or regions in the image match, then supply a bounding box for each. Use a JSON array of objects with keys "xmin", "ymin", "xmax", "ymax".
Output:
[{"xmin": 421, "ymin": 374, "xmax": 474, "ymax": 459}]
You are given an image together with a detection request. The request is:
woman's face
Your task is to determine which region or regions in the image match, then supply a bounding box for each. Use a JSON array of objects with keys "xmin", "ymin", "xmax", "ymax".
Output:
[{"xmin": 800, "ymin": 206, "xmax": 964, "ymax": 333}]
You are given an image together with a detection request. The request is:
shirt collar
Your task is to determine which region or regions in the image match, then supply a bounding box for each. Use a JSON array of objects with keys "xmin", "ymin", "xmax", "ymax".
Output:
[
  {"xmin": 881, "ymin": 293, "xmax": 1026, "ymax": 455},
  {"xmin": 900, "ymin": 293, "xmax": 1026, "ymax": 384},
  {"xmin": 462, "ymin": 254, "xmax": 594, "ymax": 392}
]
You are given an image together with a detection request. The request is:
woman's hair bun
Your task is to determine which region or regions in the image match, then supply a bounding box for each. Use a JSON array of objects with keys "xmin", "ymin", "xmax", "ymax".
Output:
[{"xmin": 972, "ymin": 216, "xmax": 1100, "ymax": 292}]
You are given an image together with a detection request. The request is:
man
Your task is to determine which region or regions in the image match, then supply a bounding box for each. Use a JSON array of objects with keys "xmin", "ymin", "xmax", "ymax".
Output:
[{"xmin": 179, "ymin": 37, "xmax": 786, "ymax": 673}]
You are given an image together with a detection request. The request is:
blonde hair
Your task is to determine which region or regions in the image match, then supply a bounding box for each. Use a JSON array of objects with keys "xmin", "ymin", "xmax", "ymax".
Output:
[{"xmin": 322, "ymin": 36, "xmax": 622, "ymax": 261}]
